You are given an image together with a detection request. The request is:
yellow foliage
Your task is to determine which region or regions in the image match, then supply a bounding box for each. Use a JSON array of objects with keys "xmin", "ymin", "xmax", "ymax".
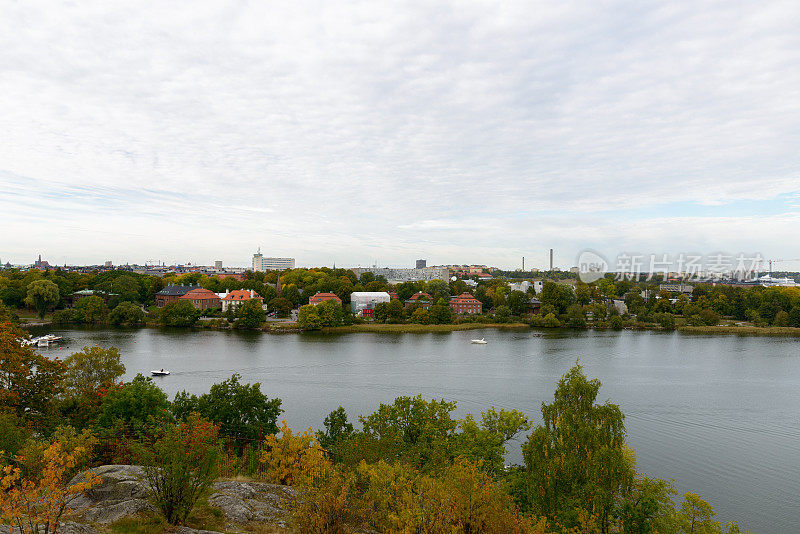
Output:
[
  {"xmin": 0, "ymin": 442, "xmax": 101, "ymax": 534},
  {"xmin": 261, "ymin": 421, "xmax": 331, "ymax": 486}
]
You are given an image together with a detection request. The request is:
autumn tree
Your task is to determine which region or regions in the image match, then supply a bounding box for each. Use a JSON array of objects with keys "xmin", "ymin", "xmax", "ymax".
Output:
[
  {"xmin": 261, "ymin": 421, "xmax": 330, "ymax": 486},
  {"xmin": 136, "ymin": 414, "xmax": 221, "ymax": 525},
  {"xmin": 63, "ymin": 346, "xmax": 125, "ymax": 392},
  {"xmin": 0, "ymin": 442, "xmax": 101, "ymax": 534},
  {"xmin": 521, "ymin": 363, "xmax": 633, "ymax": 533},
  {"xmin": 25, "ymin": 280, "xmax": 60, "ymax": 319},
  {"xmin": 0, "ymin": 322, "xmax": 65, "ymax": 427}
]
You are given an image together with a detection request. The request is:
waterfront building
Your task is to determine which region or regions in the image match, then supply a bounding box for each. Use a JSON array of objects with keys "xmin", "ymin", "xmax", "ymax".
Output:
[
  {"xmin": 405, "ymin": 292, "xmax": 433, "ymax": 310},
  {"xmin": 179, "ymin": 288, "xmax": 222, "ymax": 310},
  {"xmin": 448, "ymin": 293, "xmax": 482, "ymax": 315},
  {"xmin": 221, "ymin": 289, "xmax": 264, "ymax": 312},
  {"xmin": 155, "ymin": 285, "xmax": 194, "ymax": 307}
]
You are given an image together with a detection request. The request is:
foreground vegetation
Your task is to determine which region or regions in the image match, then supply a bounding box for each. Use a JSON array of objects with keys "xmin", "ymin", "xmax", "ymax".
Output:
[{"xmin": 0, "ymin": 320, "xmax": 750, "ymax": 533}]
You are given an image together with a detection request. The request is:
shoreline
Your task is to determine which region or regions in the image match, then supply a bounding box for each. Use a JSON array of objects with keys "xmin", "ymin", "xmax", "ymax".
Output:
[{"xmin": 19, "ymin": 319, "xmax": 800, "ymax": 337}]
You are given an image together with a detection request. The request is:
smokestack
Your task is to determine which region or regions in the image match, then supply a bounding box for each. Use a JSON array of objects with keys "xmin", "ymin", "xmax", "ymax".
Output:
[
  {"xmin": 549, "ymin": 249, "xmax": 553, "ymax": 271},
  {"xmin": 522, "ymin": 257, "xmax": 525, "ymax": 271}
]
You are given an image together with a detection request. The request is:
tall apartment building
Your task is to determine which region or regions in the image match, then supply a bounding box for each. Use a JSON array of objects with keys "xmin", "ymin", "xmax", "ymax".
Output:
[
  {"xmin": 252, "ymin": 251, "xmax": 295, "ymax": 271},
  {"xmin": 351, "ymin": 266, "xmax": 449, "ymax": 283},
  {"xmin": 416, "ymin": 259, "xmax": 427, "ymax": 269}
]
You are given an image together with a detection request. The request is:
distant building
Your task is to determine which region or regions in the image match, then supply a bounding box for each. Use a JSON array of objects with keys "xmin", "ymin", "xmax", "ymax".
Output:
[
  {"xmin": 155, "ymin": 285, "xmax": 194, "ymax": 307},
  {"xmin": 351, "ymin": 266, "xmax": 449, "ymax": 283},
  {"xmin": 68, "ymin": 289, "xmax": 117, "ymax": 307},
  {"xmin": 214, "ymin": 260, "xmax": 223, "ymax": 269},
  {"xmin": 179, "ymin": 288, "xmax": 222, "ymax": 310},
  {"xmin": 449, "ymin": 293, "xmax": 482, "ymax": 315},
  {"xmin": 104, "ymin": 260, "xmax": 113, "ymax": 268},
  {"xmin": 252, "ymin": 251, "xmax": 295, "ymax": 271},
  {"xmin": 388, "ymin": 291, "xmax": 400, "ymax": 300},
  {"xmin": 405, "ymin": 292, "xmax": 433, "ymax": 310},
  {"xmin": 309, "ymin": 292, "xmax": 342, "ymax": 306},
  {"xmin": 416, "ymin": 259, "xmax": 427, "ymax": 269},
  {"xmin": 220, "ymin": 289, "xmax": 264, "ymax": 312},
  {"xmin": 350, "ymin": 292, "xmax": 390, "ymax": 315},
  {"xmin": 34, "ymin": 254, "xmax": 51, "ymax": 270},
  {"xmin": 509, "ymin": 280, "xmax": 543, "ymax": 294}
]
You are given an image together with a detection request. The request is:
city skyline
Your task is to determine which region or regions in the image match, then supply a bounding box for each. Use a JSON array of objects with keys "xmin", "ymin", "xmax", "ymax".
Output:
[{"xmin": 2, "ymin": 2, "xmax": 799, "ymax": 268}]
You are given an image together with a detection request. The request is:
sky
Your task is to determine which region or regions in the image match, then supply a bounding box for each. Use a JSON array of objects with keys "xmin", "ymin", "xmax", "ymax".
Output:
[{"xmin": 1, "ymin": 1, "xmax": 799, "ymax": 271}]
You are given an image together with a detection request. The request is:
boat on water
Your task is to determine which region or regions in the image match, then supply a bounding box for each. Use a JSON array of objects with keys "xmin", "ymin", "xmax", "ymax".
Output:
[
  {"xmin": 151, "ymin": 369, "xmax": 170, "ymax": 376},
  {"xmin": 29, "ymin": 334, "xmax": 63, "ymax": 347},
  {"xmin": 471, "ymin": 338, "xmax": 487, "ymax": 344}
]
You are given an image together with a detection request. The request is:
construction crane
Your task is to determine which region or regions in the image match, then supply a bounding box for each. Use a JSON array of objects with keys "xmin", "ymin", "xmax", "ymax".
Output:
[{"xmin": 764, "ymin": 259, "xmax": 800, "ymax": 276}]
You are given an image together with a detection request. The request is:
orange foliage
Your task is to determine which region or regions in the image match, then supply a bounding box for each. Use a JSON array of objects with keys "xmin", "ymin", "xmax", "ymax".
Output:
[
  {"xmin": 261, "ymin": 421, "xmax": 331, "ymax": 486},
  {"xmin": 0, "ymin": 442, "xmax": 101, "ymax": 533}
]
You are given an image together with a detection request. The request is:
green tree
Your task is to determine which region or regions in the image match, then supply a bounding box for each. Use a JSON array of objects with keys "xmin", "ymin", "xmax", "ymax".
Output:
[
  {"xmin": 507, "ymin": 290, "xmax": 530, "ymax": 315},
  {"xmin": 316, "ymin": 300, "xmax": 344, "ymax": 327},
  {"xmin": 25, "ymin": 280, "xmax": 60, "ymax": 319},
  {"xmin": 409, "ymin": 307, "xmax": 430, "ymax": 324},
  {"xmin": 494, "ymin": 305, "xmax": 512, "ymax": 323},
  {"xmin": 63, "ymin": 346, "xmax": 125, "ymax": 392},
  {"xmin": 521, "ymin": 363, "xmax": 633, "ymax": 532},
  {"xmin": 429, "ymin": 299, "xmax": 453, "ymax": 324},
  {"xmin": 539, "ymin": 282, "xmax": 575, "ymax": 314},
  {"xmin": 457, "ymin": 407, "xmax": 530, "ymax": 476},
  {"xmin": 172, "ymin": 373, "xmax": 282, "ymax": 445},
  {"xmin": 298, "ymin": 304, "xmax": 323, "ymax": 330},
  {"xmin": 96, "ymin": 374, "xmax": 171, "ymax": 432},
  {"xmin": 159, "ymin": 300, "xmax": 201, "ymax": 327},
  {"xmin": 235, "ymin": 299, "xmax": 266, "ymax": 329},
  {"xmin": 359, "ymin": 395, "xmax": 459, "ymax": 471},
  {"xmin": 74, "ymin": 296, "xmax": 108, "ymax": 324},
  {"xmin": 269, "ymin": 297, "xmax": 293, "ymax": 318},
  {"xmin": 676, "ymin": 493, "xmax": 721, "ymax": 534},
  {"xmin": 317, "ymin": 406, "xmax": 354, "ymax": 462},
  {"xmin": 108, "ymin": 301, "xmax": 145, "ymax": 325}
]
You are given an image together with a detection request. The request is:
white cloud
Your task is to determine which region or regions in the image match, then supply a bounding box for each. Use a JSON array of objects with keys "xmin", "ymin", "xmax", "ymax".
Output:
[{"xmin": 0, "ymin": 1, "xmax": 798, "ymax": 268}]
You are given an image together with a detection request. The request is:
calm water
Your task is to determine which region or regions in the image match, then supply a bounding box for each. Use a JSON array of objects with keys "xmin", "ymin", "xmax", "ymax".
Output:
[{"xmin": 34, "ymin": 326, "xmax": 800, "ymax": 533}]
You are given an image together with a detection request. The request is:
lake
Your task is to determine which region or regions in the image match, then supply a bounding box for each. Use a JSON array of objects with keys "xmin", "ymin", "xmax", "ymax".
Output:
[{"xmin": 34, "ymin": 326, "xmax": 800, "ymax": 533}]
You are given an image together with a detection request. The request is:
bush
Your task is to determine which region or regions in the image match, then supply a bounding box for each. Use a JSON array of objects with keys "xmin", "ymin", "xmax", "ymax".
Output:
[
  {"xmin": 136, "ymin": 415, "xmax": 221, "ymax": 525},
  {"xmin": 609, "ymin": 315, "xmax": 624, "ymax": 330},
  {"xmin": 261, "ymin": 421, "xmax": 331, "ymax": 486}
]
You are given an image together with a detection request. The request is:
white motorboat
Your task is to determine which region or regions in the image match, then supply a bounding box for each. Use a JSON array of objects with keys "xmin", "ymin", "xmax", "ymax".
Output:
[
  {"xmin": 33, "ymin": 334, "xmax": 63, "ymax": 347},
  {"xmin": 151, "ymin": 369, "xmax": 170, "ymax": 376},
  {"xmin": 471, "ymin": 338, "xmax": 487, "ymax": 344}
]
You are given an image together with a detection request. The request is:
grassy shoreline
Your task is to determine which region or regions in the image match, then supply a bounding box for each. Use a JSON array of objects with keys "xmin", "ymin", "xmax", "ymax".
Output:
[
  {"xmin": 321, "ymin": 323, "xmax": 530, "ymax": 334},
  {"xmin": 677, "ymin": 324, "xmax": 800, "ymax": 336}
]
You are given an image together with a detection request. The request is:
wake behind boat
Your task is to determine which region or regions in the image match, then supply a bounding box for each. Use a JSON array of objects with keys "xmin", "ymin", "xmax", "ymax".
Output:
[
  {"xmin": 471, "ymin": 337, "xmax": 487, "ymax": 344},
  {"xmin": 151, "ymin": 368, "xmax": 170, "ymax": 376}
]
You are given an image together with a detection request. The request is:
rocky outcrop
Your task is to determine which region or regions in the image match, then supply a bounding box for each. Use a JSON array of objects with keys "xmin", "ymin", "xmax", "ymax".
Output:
[
  {"xmin": 55, "ymin": 465, "xmax": 296, "ymax": 532},
  {"xmin": 209, "ymin": 480, "xmax": 297, "ymax": 528},
  {"xmin": 68, "ymin": 465, "xmax": 155, "ymax": 525}
]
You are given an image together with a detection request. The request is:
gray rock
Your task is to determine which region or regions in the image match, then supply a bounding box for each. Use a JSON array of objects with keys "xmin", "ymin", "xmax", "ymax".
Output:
[
  {"xmin": 0, "ymin": 521, "xmax": 97, "ymax": 534},
  {"xmin": 208, "ymin": 481, "xmax": 297, "ymax": 525},
  {"xmin": 68, "ymin": 465, "xmax": 156, "ymax": 525}
]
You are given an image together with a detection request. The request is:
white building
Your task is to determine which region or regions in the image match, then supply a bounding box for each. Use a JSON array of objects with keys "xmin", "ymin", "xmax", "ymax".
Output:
[
  {"xmin": 252, "ymin": 251, "xmax": 295, "ymax": 271},
  {"xmin": 509, "ymin": 280, "xmax": 543, "ymax": 294},
  {"xmin": 350, "ymin": 292, "xmax": 391, "ymax": 315}
]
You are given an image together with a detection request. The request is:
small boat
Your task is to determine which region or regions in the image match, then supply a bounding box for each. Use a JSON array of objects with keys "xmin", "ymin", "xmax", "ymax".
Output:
[
  {"xmin": 471, "ymin": 338, "xmax": 487, "ymax": 344},
  {"xmin": 33, "ymin": 334, "xmax": 63, "ymax": 347},
  {"xmin": 151, "ymin": 369, "xmax": 170, "ymax": 376}
]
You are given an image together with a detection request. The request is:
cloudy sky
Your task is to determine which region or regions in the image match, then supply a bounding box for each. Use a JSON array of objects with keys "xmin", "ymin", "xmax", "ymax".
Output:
[{"xmin": 1, "ymin": 1, "xmax": 799, "ymax": 270}]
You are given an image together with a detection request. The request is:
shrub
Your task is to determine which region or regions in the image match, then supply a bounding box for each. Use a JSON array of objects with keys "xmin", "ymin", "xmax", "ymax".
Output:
[
  {"xmin": 609, "ymin": 315, "xmax": 624, "ymax": 330},
  {"xmin": 136, "ymin": 415, "xmax": 221, "ymax": 525},
  {"xmin": 261, "ymin": 421, "xmax": 331, "ymax": 486}
]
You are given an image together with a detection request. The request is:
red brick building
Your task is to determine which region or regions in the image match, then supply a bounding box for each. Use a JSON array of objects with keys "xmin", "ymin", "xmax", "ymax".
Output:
[
  {"xmin": 155, "ymin": 285, "xmax": 194, "ymax": 307},
  {"xmin": 179, "ymin": 288, "xmax": 222, "ymax": 310},
  {"xmin": 449, "ymin": 293, "xmax": 482, "ymax": 315},
  {"xmin": 309, "ymin": 292, "xmax": 342, "ymax": 306}
]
